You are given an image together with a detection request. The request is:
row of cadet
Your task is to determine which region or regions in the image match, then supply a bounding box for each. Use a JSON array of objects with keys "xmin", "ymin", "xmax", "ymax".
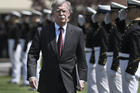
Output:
[
  {"xmin": 0, "ymin": 9, "xmax": 53, "ymax": 58},
  {"xmin": 5, "ymin": 9, "xmax": 53, "ymax": 87},
  {"xmin": 1, "ymin": 0, "xmax": 140, "ymax": 92},
  {"xmin": 77, "ymin": 0, "xmax": 140, "ymax": 93}
]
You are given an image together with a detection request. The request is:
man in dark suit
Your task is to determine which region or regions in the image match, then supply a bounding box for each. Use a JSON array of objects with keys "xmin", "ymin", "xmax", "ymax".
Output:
[{"xmin": 27, "ymin": 0, "xmax": 87, "ymax": 93}]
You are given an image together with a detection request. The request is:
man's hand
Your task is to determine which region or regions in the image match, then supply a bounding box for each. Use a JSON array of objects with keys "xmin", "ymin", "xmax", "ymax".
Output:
[
  {"xmin": 29, "ymin": 77, "xmax": 38, "ymax": 89},
  {"xmin": 79, "ymin": 80, "xmax": 85, "ymax": 91}
]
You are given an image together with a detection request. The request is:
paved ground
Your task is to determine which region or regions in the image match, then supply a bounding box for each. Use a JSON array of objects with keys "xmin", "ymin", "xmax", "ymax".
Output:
[{"xmin": 0, "ymin": 58, "xmax": 11, "ymax": 76}]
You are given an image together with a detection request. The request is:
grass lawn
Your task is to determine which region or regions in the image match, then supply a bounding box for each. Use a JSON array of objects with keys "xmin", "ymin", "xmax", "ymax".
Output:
[
  {"xmin": 0, "ymin": 76, "xmax": 140, "ymax": 93},
  {"xmin": 0, "ymin": 76, "xmax": 87, "ymax": 93}
]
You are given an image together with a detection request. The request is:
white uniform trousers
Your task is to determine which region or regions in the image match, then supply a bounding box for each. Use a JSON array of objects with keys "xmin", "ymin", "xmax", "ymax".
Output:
[
  {"xmin": 8, "ymin": 39, "xmax": 16, "ymax": 80},
  {"xmin": 106, "ymin": 52, "xmax": 122, "ymax": 93},
  {"xmin": 85, "ymin": 48, "xmax": 98, "ymax": 93},
  {"xmin": 20, "ymin": 39, "xmax": 29, "ymax": 85},
  {"xmin": 12, "ymin": 42, "xmax": 23, "ymax": 83},
  {"xmin": 95, "ymin": 47, "xmax": 110, "ymax": 93},
  {"xmin": 119, "ymin": 52, "xmax": 140, "ymax": 93}
]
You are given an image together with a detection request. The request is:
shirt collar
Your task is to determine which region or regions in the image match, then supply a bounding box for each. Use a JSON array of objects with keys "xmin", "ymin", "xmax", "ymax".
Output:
[{"xmin": 54, "ymin": 22, "xmax": 67, "ymax": 32}]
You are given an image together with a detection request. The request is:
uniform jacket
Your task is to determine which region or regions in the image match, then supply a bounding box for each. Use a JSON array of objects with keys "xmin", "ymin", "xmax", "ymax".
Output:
[
  {"xmin": 110, "ymin": 19, "xmax": 127, "ymax": 71},
  {"xmin": 95, "ymin": 23, "xmax": 111, "ymax": 65},
  {"xmin": 120, "ymin": 22, "xmax": 140, "ymax": 75}
]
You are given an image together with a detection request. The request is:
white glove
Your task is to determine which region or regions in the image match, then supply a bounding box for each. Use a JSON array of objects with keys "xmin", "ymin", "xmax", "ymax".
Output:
[
  {"xmin": 77, "ymin": 14, "xmax": 85, "ymax": 26},
  {"xmin": 104, "ymin": 13, "xmax": 112, "ymax": 24},
  {"xmin": 91, "ymin": 14, "xmax": 97, "ymax": 23},
  {"xmin": 118, "ymin": 9, "xmax": 127, "ymax": 21}
]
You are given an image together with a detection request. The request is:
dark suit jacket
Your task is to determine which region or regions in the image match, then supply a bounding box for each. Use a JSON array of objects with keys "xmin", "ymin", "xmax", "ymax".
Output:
[{"xmin": 27, "ymin": 23, "xmax": 87, "ymax": 93}]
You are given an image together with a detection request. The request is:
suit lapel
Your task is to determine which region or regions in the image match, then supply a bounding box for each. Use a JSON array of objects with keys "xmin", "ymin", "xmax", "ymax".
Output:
[
  {"xmin": 62, "ymin": 24, "xmax": 72, "ymax": 56},
  {"xmin": 50, "ymin": 23, "xmax": 73, "ymax": 57},
  {"xmin": 50, "ymin": 23, "xmax": 58, "ymax": 55}
]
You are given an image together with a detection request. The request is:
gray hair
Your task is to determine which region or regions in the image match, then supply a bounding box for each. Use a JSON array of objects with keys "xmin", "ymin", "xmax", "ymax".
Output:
[{"xmin": 51, "ymin": 0, "xmax": 72, "ymax": 13}]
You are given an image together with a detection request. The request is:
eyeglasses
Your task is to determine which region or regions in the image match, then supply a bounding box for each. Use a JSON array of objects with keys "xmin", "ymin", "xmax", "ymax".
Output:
[{"xmin": 54, "ymin": 9, "xmax": 69, "ymax": 13}]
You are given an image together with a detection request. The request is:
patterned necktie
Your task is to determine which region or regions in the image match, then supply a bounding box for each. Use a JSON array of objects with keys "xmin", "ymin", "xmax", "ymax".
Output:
[{"xmin": 57, "ymin": 27, "xmax": 63, "ymax": 56}]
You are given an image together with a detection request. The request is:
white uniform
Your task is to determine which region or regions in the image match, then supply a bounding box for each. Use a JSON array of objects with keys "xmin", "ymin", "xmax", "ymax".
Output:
[
  {"xmin": 86, "ymin": 48, "xmax": 98, "ymax": 93},
  {"xmin": 95, "ymin": 47, "xmax": 110, "ymax": 93},
  {"xmin": 119, "ymin": 52, "xmax": 140, "ymax": 93},
  {"xmin": 106, "ymin": 52, "xmax": 122, "ymax": 93},
  {"xmin": 8, "ymin": 39, "xmax": 20, "ymax": 83},
  {"xmin": 11, "ymin": 40, "xmax": 22, "ymax": 84},
  {"xmin": 20, "ymin": 39, "xmax": 29, "ymax": 85}
]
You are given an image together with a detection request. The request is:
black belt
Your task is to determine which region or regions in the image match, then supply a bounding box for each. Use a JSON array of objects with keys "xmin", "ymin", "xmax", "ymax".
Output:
[{"xmin": 119, "ymin": 57, "xmax": 129, "ymax": 60}]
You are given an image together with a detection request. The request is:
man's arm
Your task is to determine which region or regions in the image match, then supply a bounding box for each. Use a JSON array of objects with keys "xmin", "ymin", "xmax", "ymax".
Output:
[
  {"xmin": 27, "ymin": 29, "xmax": 41, "ymax": 88},
  {"xmin": 76, "ymin": 28, "xmax": 87, "ymax": 90}
]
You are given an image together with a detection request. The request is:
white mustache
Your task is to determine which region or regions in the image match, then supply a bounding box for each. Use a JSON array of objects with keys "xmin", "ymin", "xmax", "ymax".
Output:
[{"xmin": 58, "ymin": 15, "xmax": 65, "ymax": 19}]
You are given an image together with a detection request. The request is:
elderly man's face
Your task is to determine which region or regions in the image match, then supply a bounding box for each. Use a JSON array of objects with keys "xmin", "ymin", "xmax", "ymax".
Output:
[{"xmin": 53, "ymin": 2, "xmax": 70, "ymax": 26}]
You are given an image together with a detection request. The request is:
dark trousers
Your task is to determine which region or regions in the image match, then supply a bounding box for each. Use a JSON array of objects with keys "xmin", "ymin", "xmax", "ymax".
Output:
[
  {"xmin": 57, "ymin": 73, "xmax": 68, "ymax": 93},
  {"xmin": 39, "ymin": 74, "xmax": 68, "ymax": 93}
]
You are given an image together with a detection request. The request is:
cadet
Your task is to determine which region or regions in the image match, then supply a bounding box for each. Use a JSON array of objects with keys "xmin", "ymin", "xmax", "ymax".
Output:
[
  {"xmin": 106, "ymin": 2, "xmax": 127, "ymax": 93},
  {"xmin": 119, "ymin": 0, "xmax": 140, "ymax": 93},
  {"xmin": 94, "ymin": 5, "xmax": 111, "ymax": 93},
  {"xmin": 8, "ymin": 11, "xmax": 21, "ymax": 84},
  {"xmin": 85, "ymin": 7, "xmax": 99, "ymax": 93}
]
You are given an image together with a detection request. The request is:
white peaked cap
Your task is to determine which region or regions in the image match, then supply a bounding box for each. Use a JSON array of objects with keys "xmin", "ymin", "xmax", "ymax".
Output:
[
  {"xmin": 98, "ymin": 5, "xmax": 111, "ymax": 11},
  {"xmin": 128, "ymin": 0, "xmax": 140, "ymax": 6},
  {"xmin": 86, "ymin": 7, "xmax": 97, "ymax": 14},
  {"xmin": 43, "ymin": 9, "xmax": 52, "ymax": 14},
  {"xmin": 11, "ymin": 11, "xmax": 21, "ymax": 17},
  {"xmin": 21, "ymin": 10, "xmax": 32, "ymax": 16},
  {"xmin": 32, "ymin": 10, "xmax": 42, "ymax": 16},
  {"xmin": 111, "ymin": 2, "xmax": 127, "ymax": 9}
]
